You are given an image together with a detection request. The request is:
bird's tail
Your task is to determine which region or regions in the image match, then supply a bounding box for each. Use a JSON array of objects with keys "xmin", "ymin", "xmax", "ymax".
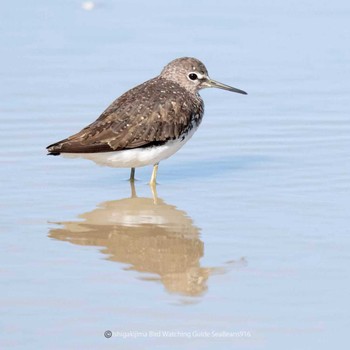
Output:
[{"xmin": 46, "ymin": 140, "xmax": 66, "ymax": 155}]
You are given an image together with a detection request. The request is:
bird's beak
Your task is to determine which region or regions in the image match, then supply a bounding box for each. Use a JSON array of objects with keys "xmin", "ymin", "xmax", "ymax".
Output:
[{"xmin": 205, "ymin": 78, "xmax": 247, "ymax": 95}]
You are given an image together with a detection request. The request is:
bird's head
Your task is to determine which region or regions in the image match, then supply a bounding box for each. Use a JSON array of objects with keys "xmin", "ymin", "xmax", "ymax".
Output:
[{"xmin": 160, "ymin": 57, "xmax": 247, "ymax": 95}]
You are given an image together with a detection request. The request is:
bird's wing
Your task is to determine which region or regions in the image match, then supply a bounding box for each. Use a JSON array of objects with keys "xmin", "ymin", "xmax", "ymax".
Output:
[{"xmin": 47, "ymin": 78, "xmax": 203, "ymax": 154}]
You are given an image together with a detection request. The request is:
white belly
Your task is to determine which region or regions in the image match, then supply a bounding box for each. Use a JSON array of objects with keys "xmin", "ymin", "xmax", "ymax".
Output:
[{"xmin": 61, "ymin": 125, "xmax": 198, "ymax": 168}]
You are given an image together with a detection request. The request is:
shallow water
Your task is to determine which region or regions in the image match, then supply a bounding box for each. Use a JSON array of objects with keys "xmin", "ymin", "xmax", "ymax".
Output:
[{"xmin": 1, "ymin": 0, "xmax": 350, "ymax": 349}]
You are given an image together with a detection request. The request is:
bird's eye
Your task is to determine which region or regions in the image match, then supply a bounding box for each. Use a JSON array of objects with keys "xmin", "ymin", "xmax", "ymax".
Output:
[{"xmin": 188, "ymin": 73, "xmax": 198, "ymax": 81}]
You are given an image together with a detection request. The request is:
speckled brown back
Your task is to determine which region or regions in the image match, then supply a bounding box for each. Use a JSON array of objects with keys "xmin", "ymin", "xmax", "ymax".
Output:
[{"xmin": 47, "ymin": 76, "xmax": 204, "ymax": 154}]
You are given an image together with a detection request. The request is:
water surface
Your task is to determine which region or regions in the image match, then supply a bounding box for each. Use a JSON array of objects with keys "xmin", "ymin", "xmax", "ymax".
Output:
[{"xmin": 1, "ymin": 1, "xmax": 350, "ymax": 349}]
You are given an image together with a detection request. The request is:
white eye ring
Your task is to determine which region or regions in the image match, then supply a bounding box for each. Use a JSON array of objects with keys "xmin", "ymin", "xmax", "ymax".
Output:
[{"xmin": 187, "ymin": 72, "xmax": 204, "ymax": 81}]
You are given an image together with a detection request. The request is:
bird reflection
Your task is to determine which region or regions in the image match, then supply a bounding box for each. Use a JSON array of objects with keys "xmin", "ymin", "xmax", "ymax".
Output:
[{"xmin": 49, "ymin": 183, "xmax": 216, "ymax": 296}]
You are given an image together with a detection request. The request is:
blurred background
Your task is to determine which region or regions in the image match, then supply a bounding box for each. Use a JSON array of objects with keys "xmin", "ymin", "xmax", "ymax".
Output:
[{"xmin": 1, "ymin": 1, "xmax": 349, "ymax": 349}]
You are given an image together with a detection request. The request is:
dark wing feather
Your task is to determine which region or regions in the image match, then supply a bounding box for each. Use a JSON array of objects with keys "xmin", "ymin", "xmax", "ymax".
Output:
[{"xmin": 47, "ymin": 77, "xmax": 203, "ymax": 155}]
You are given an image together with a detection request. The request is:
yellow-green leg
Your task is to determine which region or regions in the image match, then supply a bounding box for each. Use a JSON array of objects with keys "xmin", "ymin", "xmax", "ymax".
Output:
[
  {"xmin": 150, "ymin": 181, "xmax": 158, "ymax": 204},
  {"xmin": 149, "ymin": 163, "xmax": 159, "ymax": 186},
  {"xmin": 129, "ymin": 167, "xmax": 135, "ymax": 182}
]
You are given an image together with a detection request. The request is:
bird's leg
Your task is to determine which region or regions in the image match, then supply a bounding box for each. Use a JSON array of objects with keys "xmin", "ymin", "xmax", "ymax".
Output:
[
  {"xmin": 129, "ymin": 179, "xmax": 137, "ymax": 198},
  {"xmin": 149, "ymin": 163, "xmax": 159, "ymax": 186},
  {"xmin": 129, "ymin": 167, "xmax": 135, "ymax": 182},
  {"xmin": 150, "ymin": 181, "xmax": 159, "ymax": 204}
]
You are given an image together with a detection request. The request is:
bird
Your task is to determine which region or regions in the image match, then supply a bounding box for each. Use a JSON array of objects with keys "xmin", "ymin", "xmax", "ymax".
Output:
[{"xmin": 46, "ymin": 57, "xmax": 247, "ymax": 185}]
